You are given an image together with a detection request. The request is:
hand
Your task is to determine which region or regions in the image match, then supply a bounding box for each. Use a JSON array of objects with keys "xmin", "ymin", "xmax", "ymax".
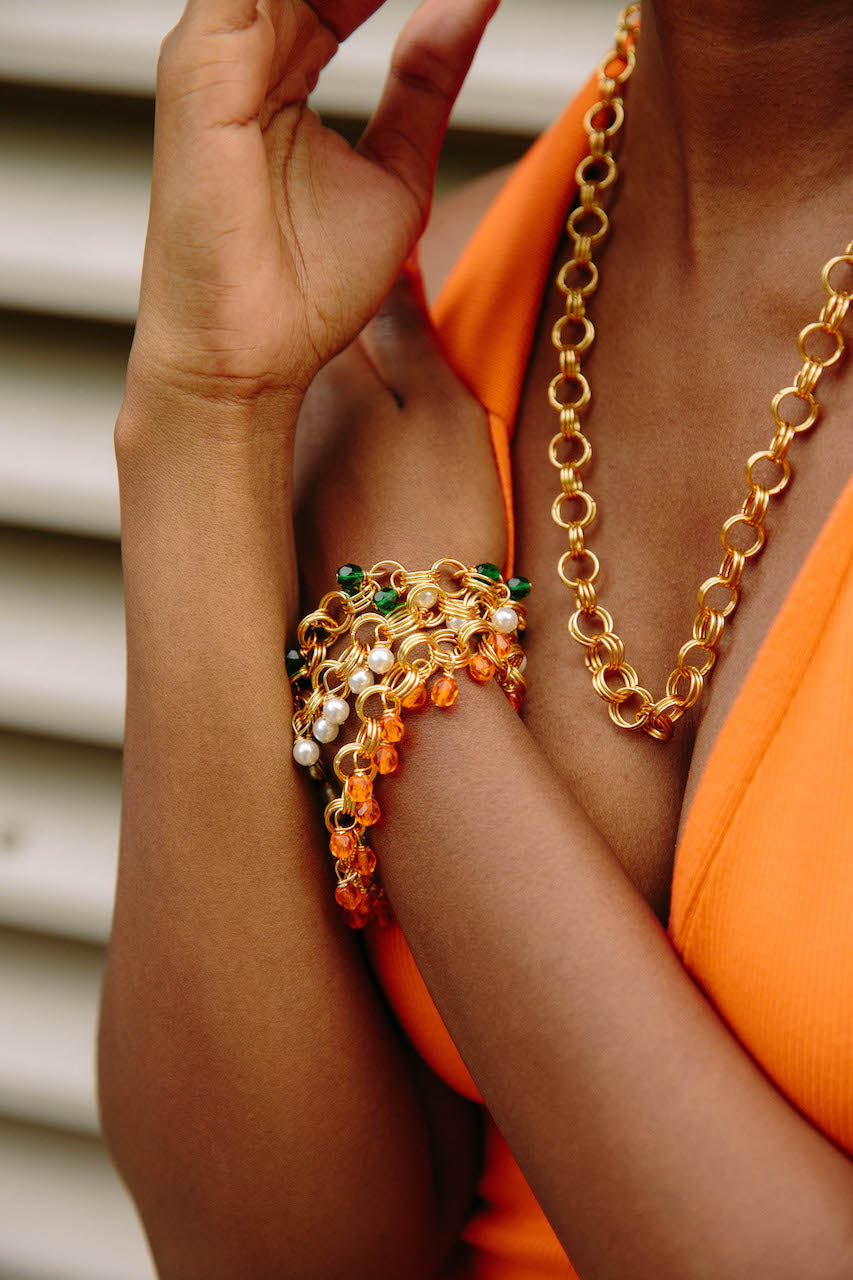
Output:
[
  {"xmin": 293, "ymin": 260, "xmax": 507, "ymax": 600},
  {"xmin": 129, "ymin": 0, "xmax": 499, "ymax": 417}
]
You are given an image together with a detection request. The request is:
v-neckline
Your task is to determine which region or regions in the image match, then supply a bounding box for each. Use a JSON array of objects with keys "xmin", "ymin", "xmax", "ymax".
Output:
[{"xmin": 431, "ymin": 76, "xmax": 853, "ymax": 936}]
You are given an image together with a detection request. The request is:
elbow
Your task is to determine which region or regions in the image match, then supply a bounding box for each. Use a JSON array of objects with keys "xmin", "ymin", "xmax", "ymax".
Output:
[{"xmin": 97, "ymin": 1004, "xmax": 440, "ymax": 1280}]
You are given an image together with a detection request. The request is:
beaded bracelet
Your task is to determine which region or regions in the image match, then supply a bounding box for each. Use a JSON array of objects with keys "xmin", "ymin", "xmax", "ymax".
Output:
[{"xmin": 287, "ymin": 559, "xmax": 531, "ymax": 928}]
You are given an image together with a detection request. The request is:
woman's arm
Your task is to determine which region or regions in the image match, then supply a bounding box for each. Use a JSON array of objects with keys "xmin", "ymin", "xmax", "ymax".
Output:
[
  {"xmin": 379, "ymin": 688, "xmax": 853, "ymax": 1280},
  {"xmin": 101, "ymin": 390, "xmax": 481, "ymax": 1279},
  {"xmin": 297, "ymin": 302, "xmax": 853, "ymax": 1280},
  {"xmin": 97, "ymin": 1, "xmax": 498, "ymax": 1274}
]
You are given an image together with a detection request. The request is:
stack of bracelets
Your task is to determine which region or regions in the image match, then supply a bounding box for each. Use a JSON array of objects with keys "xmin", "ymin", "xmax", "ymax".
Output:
[{"xmin": 287, "ymin": 559, "xmax": 531, "ymax": 928}]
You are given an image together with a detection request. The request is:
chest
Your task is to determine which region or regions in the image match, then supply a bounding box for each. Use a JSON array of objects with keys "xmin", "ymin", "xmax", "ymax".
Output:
[{"xmin": 509, "ymin": 238, "xmax": 853, "ymax": 921}]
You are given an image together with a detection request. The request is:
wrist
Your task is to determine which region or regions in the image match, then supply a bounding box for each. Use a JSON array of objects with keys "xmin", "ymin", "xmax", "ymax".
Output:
[
  {"xmin": 116, "ymin": 347, "xmax": 305, "ymax": 461},
  {"xmin": 115, "ymin": 363, "xmax": 300, "ymax": 612},
  {"xmin": 116, "ymin": 389, "xmax": 301, "ymax": 636}
]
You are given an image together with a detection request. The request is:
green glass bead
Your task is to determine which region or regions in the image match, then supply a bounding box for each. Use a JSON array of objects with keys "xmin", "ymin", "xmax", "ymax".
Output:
[
  {"xmin": 284, "ymin": 647, "xmax": 305, "ymax": 678},
  {"xmin": 374, "ymin": 587, "xmax": 400, "ymax": 616},
  {"xmin": 336, "ymin": 563, "xmax": 365, "ymax": 595},
  {"xmin": 507, "ymin": 575, "xmax": 531, "ymax": 601},
  {"xmin": 474, "ymin": 562, "xmax": 502, "ymax": 583}
]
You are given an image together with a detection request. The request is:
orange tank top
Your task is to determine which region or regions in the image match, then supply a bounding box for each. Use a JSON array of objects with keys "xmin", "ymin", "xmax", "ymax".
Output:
[{"xmin": 365, "ymin": 75, "xmax": 853, "ymax": 1278}]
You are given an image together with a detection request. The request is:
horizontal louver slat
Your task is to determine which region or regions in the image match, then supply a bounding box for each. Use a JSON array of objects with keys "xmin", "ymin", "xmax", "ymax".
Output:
[
  {"xmin": 0, "ymin": 1116, "xmax": 156, "ymax": 1279},
  {"xmin": 0, "ymin": 733, "xmax": 119, "ymax": 942},
  {"xmin": 0, "ymin": 928, "xmax": 102, "ymax": 1134},
  {"xmin": 0, "ymin": 314, "xmax": 126, "ymax": 538},
  {"xmin": 0, "ymin": 529, "xmax": 125, "ymax": 745},
  {"xmin": 0, "ymin": 107, "xmax": 151, "ymax": 323}
]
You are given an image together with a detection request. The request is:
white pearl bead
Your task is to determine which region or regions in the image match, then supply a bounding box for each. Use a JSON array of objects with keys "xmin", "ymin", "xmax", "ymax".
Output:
[
  {"xmin": 519, "ymin": 653, "xmax": 528, "ymax": 673},
  {"xmin": 293, "ymin": 737, "xmax": 320, "ymax": 766},
  {"xmin": 312, "ymin": 717, "xmax": 339, "ymax": 744},
  {"xmin": 413, "ymin": 586, "xmax": 438, "ymax": 608},
  {"xmin": 447, "ymin": 614, "xmax": 466, "ymax": 632},
  {"xmin": 323, "ymin": 696, "xmax": 350, "ymax": 725},
  {"xmin": 367, "ymin": 645, "xmax": 395, "ymax": 675},
  {"xmin": 492, "ymin": 606, "xmax": 519, "ymax": 635},
  {"xmin": 348, "ymin": 666, "xmax": 373, "ymax": 694}
]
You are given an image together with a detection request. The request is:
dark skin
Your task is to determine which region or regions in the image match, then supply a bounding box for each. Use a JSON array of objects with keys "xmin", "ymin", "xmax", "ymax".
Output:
[
  {"xmin": 300, "ymin": 1, "xmax": 853, "ymax": 1273},
  {"xmin": 304, "ymin": 0, "xmax": 853, "ymax": 918},
  {"xmin": 99, "ymin": 0, "xmax": 853, "ymax": 1276}
]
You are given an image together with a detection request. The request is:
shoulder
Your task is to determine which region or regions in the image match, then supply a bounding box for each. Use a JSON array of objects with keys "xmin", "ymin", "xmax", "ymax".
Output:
[{"xmin": 419, "ymin": 163, "xmax": 516, "ymax": 304}]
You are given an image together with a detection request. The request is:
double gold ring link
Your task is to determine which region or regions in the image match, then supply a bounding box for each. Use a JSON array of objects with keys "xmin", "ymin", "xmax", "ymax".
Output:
[{"xmin": 549, "ymin": 4, "xmax": 851, "ymax": 740}]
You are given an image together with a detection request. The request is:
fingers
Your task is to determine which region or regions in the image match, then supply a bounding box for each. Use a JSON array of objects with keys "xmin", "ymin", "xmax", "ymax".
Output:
[
  {"xmin": 156, "ymin": 3, "xmax": 341, "ymax": 151},
  {"xmin": 357, "ymin": 0, "xmax": 499, "ymax": 220}
]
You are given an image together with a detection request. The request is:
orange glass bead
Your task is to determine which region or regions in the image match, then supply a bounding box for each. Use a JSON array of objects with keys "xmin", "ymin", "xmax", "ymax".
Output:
[
  {"xmin": 401, "ymin": 683, "xmax": 428, "ymax": 710},
  {"xmin": 335, "ymin": 882, "xmax": 364, "ymax": 911},
  {"xmin": 374, "ymin": 743, "xmax": 399, "ymax": 775},
  {"xmin": 508, "ymin": 689, "xmax": 524, "ymax": 713},
  {"xmin": 468, "ymin": 653, "xmax": 496, "ymax": 683},
  {"xmin": 329, "ymin": 829, "xmax": 356, "ymax": 860},
  {"xmin": 380, "ymin": 713, "xmax": 405, "ymax": 743},
  {"xmin": 431, "ymin": 674, "xmax": 459, "ymax": 708},
  {"xmin": 346, "ymin": 772, "xmax": 373, "ymax": 804},
  {"xmin": 355, "ymin": 846, "xmax": 377, "ymax": 875},
  {"xmin": 494, "ymin": 631, "xmax": 512, "ymax": 655},
  {"xmin": 344, "ymin": 909, "xmax": 369, "ymax": 930},
  {"xmin": 355, "ymin": 796, "xmax": 381, "ymax": 826}
]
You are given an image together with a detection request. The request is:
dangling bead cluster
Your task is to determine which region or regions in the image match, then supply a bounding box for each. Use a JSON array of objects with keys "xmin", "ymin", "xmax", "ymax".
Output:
[{"xmin": 287, "ymin": 558, "xmax": 530, "ymax": 926}]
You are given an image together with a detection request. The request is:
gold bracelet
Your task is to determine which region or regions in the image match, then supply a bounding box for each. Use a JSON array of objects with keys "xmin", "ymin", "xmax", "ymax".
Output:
[{"xmin": 287, "ymin": 559, "xmax": 531, "ymax": 927}]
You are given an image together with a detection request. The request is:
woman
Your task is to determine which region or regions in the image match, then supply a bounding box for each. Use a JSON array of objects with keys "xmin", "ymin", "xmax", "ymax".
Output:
[{"xmin": 97, "ymin": 0, "xmax": 853, "ymax": 1276}]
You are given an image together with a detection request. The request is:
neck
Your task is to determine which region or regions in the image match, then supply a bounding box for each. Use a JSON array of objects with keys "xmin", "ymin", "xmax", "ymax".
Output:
[{"xmin": 622, "ymin": 1, "xmax": 853, "ymax": 266}]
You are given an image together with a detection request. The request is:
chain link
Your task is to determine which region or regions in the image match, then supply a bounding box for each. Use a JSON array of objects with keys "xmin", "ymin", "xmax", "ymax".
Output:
[{"xmin": 549, "ymin": 3, "xmax": 851, "ymax": 741}]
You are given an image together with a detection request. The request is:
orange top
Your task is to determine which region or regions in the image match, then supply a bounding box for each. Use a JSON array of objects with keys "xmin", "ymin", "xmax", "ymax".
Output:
[{"xmin": 365, "ymin": 75, "xmax": 853, "ymax": 1278}]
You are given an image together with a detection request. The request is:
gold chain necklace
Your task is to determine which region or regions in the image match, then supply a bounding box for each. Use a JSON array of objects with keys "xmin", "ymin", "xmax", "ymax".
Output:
[{"xmin": 549, "ymin": 3, "xmax": 853, "ymax": 741}]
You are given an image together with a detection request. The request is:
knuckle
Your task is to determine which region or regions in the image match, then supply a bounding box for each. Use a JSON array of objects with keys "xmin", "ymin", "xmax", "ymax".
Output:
[
  {"xmin": 390, "ymin": 48, "xmax": 457, "ymax": 108},
  {"xmin": 156, "ymin": 21, "xmax": 227, "ymax": 93}
]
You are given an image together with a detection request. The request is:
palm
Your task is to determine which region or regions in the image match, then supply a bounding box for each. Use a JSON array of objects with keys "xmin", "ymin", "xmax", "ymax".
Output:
[
  {"xmin": 142, "ymin": 0, "xmax": 495, "ymax": 394},
  {"xmin": 259, "ymin": 104, "xmax": 421, "ymax": 377}
]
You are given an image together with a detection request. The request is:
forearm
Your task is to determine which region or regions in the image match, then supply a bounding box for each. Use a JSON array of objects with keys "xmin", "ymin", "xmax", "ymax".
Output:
[
  {"xmin": 373, "ymin": 685, "xmax": 853, "ymax": 1279},
  {"xmin": 99, "ymin": 387, "xmax": 461, "ymax": 1280}
]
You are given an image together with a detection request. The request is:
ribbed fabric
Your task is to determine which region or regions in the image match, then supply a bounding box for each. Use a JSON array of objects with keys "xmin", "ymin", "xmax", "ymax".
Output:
[
  {"xmin": 670, "ymin": 477, "xmax": 853, "ymax": 1154},
  {"xmin": 365, "ymin": 72, "xmax": 853, "ymax": 1280}
]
